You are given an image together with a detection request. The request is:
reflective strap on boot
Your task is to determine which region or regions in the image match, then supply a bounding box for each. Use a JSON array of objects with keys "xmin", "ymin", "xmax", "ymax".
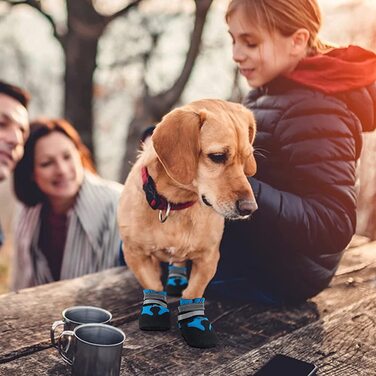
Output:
[{"xmin": 177, "ymin": 301, "xmax": 205, "ymax": 322}]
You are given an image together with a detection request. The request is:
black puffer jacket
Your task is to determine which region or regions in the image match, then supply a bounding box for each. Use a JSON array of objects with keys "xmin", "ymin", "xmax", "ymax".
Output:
[{"xmin": 213, "ymin": 75, "xmax": 376, "ymax": 302}]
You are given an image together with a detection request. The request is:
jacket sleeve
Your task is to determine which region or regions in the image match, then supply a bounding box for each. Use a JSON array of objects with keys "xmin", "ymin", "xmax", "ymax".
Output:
[{"xmin": 250, "ymin": 97, "xmax": 361, "ymax": 256}]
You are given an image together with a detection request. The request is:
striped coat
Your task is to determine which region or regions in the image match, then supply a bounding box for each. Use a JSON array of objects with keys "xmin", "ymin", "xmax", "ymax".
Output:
[{"xmin": 11, "ymin": 172, "xmax": 123, "ymax": 290}]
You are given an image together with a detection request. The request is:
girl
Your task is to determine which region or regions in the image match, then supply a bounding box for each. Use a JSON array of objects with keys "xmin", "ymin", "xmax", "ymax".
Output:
[
  {"xmin": 12, "ymin": 118, "xmax": 123, "ymax": 289},
  {"xmin": 206, "ymin": 0, "xmax": 376, "ymax": 303}
]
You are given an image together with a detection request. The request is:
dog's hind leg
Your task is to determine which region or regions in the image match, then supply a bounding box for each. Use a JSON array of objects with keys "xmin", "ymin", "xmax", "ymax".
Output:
[{"xmin": 165, "ymin": 262, "xmax": 188, "ymax": 297}]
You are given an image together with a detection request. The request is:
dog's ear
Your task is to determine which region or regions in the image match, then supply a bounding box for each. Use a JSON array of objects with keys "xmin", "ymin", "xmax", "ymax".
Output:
[
  {"xmin": 247, "ymin": 110, "xmax": 256, "ymax": 145},
  {"xmin": 152, "ymin": 109, "xmax": 202, "ymax": 185},
  {"xmin": 244, "ymin": 110, "xmax": 257, "ymax": 176}
]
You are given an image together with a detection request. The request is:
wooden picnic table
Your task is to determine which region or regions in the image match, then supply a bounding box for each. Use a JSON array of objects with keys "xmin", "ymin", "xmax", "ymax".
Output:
[{"xmin": 1, "ymin": 238, "xmax": 376, "ymax": 375}]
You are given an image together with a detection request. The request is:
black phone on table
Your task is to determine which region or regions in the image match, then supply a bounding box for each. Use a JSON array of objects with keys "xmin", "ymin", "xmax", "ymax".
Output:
[{"xmin": 253, "ymin": 354, "xmax": 317, "ymax": 376}]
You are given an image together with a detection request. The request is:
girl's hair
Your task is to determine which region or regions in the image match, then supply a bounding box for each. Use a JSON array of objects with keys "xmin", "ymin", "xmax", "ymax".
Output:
[
  {"xmin": 226, "ymin": 0, "xmax": 333, "ymax": 55},
  {"xmin": 14, "ymin": 118, "xmax": 96, "ymax": 206}
]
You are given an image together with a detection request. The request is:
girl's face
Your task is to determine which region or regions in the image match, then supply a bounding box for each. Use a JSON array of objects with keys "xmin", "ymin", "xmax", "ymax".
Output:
[
  {"xmin": 228, "ymin": 8, "xmax": 300, "ymax": 87},
  {"xmin": 33, "ymin": 132, "xmax": 84, "ymax": 206}
]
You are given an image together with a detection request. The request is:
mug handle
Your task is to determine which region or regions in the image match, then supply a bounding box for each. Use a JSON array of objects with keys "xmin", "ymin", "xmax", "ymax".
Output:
[
  {"xmin": 51, "ymin": 320, "xmax": 65, "ymax": 347},
  {"xmin": 57, "ymin": 330, "xmax": 74, "ymax": 365}
]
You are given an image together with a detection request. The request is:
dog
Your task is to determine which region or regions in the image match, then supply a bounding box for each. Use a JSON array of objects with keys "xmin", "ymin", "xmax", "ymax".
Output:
[{"xmin": 117, "ymin": 99, "xmax": 257, "ymax": 348}]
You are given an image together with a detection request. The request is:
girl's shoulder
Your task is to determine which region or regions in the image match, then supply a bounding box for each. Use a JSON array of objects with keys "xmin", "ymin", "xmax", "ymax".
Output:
[
  {"xmin": 244, "ymin": 80, "xmax": 344, "ymax": 111},
  {"xmin": 244, "ymin": 77, "xmax": 375, "ymax": 133},
  {"xmin": 244, "ymin": 83, "xmax": 363, "ymax": 157}
]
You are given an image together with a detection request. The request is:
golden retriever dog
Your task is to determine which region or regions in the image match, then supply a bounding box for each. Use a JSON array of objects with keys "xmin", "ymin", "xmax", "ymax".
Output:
[{"xmin": 117, "ymin": 99, "xmax": 257, "ymax": 348}]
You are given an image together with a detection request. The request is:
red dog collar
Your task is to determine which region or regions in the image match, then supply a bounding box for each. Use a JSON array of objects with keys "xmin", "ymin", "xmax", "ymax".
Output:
[{"xmin": 141, "ymin": 166, "xmax": 196, "ymax": 212}]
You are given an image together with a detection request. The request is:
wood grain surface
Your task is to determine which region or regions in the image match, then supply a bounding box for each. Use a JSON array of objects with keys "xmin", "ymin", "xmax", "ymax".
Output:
[{"xmin": 1, "ymin": 241, "xmax": 376, "ymax": 375}]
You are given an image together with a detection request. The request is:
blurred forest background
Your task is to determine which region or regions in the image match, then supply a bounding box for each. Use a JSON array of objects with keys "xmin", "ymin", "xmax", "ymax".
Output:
[{"xmin": 0, "ymin": 0, "xmax": 375, "ymax": 293}]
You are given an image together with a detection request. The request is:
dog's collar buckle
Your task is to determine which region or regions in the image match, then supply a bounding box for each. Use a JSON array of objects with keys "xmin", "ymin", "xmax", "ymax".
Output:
[{"xmin": 158, "ymin": 202, "xmax": 171, "ymax": 223}]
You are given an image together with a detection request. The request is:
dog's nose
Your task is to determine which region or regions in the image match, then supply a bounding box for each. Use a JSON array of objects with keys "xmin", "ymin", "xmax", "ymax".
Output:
[{"xmin": 236, "ymin": 199, "xmax": 258, "ymax": 216}]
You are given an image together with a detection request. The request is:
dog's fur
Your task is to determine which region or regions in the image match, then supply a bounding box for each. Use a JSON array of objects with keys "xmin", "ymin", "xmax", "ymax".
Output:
[{"xmin": 118, "ymin": 99, "xmax": 257, "ymax": 299}]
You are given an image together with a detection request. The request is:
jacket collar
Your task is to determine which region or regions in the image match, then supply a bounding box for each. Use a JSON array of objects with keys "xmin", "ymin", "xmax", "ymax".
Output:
[
  {"xmin": 285, "ymin": 45, "xmax": 376, "ymax": 94},
  {"xmin": 73, "ymin": 172, "xmax": 115, "ymax": 250}
]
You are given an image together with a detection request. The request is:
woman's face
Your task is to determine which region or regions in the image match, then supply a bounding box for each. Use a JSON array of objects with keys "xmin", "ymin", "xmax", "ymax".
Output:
[
  {"xmin": 228, "ymin": 8, "xmax": 299, "ymax": 87},
  {"xmin": 33, "ymin": 132, "xmax": 84, "ymax": 204}
]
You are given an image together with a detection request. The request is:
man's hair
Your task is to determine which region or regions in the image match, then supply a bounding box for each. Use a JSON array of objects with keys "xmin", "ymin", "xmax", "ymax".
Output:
[{"xmin": 0, "ymin": 80, "xmax": 30, "ymax": 108}]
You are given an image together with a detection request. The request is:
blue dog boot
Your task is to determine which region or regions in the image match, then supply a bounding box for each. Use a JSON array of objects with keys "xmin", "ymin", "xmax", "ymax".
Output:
[
  {"xmin": 165, "ymin": 265, "xmax": 188, "ymax": 297},
  {"xmin": 177, "ymin": 298, "xmax": 218, "ymax": 348},
  {"xmin": 139, "ymin": 290, "xmax": 170, "ymax": 331}
]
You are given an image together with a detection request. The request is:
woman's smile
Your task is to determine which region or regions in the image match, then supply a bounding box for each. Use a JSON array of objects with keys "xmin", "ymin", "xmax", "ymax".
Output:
[{"xmin": 33, "ymin": 131, "xmax": 84, "ymax": 211}]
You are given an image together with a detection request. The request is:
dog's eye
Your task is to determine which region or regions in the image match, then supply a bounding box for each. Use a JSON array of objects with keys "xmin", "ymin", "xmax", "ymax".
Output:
[{"xmin": 208, "ymin": 153, "xmax": 227, "ymax": 164}]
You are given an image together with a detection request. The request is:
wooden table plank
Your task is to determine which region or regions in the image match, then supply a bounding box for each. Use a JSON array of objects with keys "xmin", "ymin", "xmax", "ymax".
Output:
[
  {"xmin": 312, "ymin": 240, "xmax": 376, "ymax": 316},
  {"xmin": 0, "ymin": 297, "xmax": 318, "ymax": 374},
  {"xmin": 1, "ymin": 241, "xmax": 376, "ymax": 375},
  {"xmin": 0, "ymin": 268, "xmax": 141, "ymax": 362},
  {"xmin": 2, "ymin": 292, "xmax": 376, "ymax": 375},
  {"xmin": 208, "ymin": 292, "xmax": 376, "ymax": 376}
]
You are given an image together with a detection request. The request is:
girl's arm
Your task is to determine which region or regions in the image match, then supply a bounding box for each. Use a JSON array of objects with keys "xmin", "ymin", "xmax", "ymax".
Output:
[
  {"xmin": 248, "ymin": 98, "xmax": 362, "ymax": 256},
  {"xmin": 249, "ymin": 176, "xmax": 354, "ymax": 255}
]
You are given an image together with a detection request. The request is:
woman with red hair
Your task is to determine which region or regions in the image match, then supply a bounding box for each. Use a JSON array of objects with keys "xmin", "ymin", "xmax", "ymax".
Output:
[{"xmin": 12, "ymin": 118, "xmax": 123, "ymax": 289}]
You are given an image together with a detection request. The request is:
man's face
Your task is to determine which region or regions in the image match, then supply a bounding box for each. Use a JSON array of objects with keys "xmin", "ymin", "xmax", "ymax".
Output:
[{"xmin": 0, "ymin": 93, "xmax": 29, "ymax": 181}]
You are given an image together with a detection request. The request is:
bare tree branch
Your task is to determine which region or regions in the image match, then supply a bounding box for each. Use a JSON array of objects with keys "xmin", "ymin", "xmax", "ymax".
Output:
[
  {"xmin": 152, "ymin": 0, "xmax": 214, "ymax": 114},
  {"xmin": 104, "ymin": 0, "xmax": 142, "ymax": 25},
  {"xmin": 0, "ymin": 0, "xmax": 64, "ymax": 46}
]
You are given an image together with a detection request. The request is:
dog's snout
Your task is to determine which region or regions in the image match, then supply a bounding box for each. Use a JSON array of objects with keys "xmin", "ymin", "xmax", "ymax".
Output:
[{"xmin": 236, "ymin": 199, "xmax": 258, "ymax": 217}]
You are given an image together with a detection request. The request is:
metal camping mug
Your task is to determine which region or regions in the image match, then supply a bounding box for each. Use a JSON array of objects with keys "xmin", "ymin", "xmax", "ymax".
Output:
[
  {"xmin": 57, "ymin": 323, "xmax": 125, "ymax": 376},
  {"xmin": 50, "ymin": 306, "xmax": 112, "ymax": 347}
]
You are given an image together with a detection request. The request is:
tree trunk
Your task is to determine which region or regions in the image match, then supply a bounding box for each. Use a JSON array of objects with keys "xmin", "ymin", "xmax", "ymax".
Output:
[
  {"xmin": 63, "ymin": 0, "xmax": 106, "ymax": 156},
  {"xmin": 64, "ymin": 35, "xmax": 99, "ymax": 154}
]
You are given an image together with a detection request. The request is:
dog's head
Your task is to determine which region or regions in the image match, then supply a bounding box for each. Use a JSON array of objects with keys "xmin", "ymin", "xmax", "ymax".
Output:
[{"xmin": 152, "ymin": 99, "xmax": 258, "ymax": 219}]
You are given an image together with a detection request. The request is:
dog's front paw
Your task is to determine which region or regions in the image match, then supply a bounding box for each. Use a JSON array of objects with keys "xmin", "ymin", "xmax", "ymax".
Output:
[
  {"xmin": 139, "ymin": 290, "xmax": 171, "ymax": 331},
  {"xmin": 177, "ymin": 298, "xmax": 218, "ymax": 348}
]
